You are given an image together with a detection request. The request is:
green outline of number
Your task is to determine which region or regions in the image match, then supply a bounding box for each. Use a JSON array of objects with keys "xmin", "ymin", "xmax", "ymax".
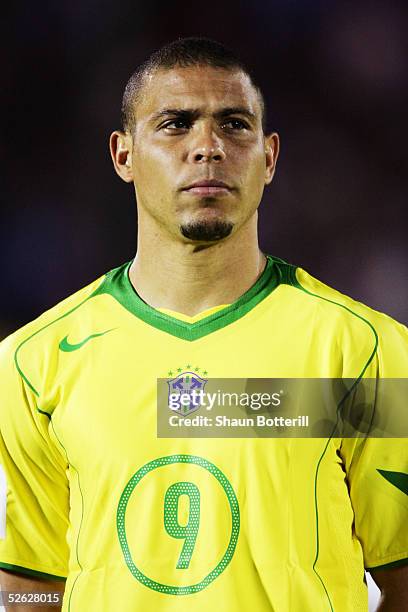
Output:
[{"xmin": 116, "ymin": 454, "xmax": 240, "ymax": 595}]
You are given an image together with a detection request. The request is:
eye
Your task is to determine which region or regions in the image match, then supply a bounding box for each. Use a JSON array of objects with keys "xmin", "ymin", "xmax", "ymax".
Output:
[
  {"xmin": 222, "ymin": 118, "xmax": 249, "ymax": 130},
  {"xmin": 162, "ymin": 119, "xmax": 191, "ymax": 131}
]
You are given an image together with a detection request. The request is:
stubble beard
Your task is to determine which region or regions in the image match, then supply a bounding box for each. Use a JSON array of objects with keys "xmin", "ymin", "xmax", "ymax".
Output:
[{"xmin": 180, "ymin": 219, "xmax": 234, "ymax": 242}]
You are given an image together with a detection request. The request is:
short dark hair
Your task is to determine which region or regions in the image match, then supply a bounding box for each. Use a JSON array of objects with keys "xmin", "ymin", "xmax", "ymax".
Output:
[{"xmin": 121, "ymin": 37, "xmax": 267, "ymax": 133}]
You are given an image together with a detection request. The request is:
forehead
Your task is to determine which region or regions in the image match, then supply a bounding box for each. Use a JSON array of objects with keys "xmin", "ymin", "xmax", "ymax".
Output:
[{"xmin": 135, "ymin": 65, "xmax": 261, "ymax": 120}]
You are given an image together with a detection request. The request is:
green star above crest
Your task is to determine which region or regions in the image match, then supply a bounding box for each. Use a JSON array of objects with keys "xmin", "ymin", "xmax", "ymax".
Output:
[{"xmin": 166, "ymin": 364, "xmax": 208, "ymax": 377}]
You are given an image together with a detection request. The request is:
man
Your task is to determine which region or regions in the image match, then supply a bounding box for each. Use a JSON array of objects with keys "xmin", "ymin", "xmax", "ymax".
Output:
[{"xmin": 0, "ymin": 37, "xmax": 407, "ymax": 612}]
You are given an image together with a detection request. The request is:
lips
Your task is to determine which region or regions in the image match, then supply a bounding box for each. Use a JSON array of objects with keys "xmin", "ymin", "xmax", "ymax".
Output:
[
  {"xmin": 183, "ymin": 179, "xmax": 230, "ymax": 190},
  {"xmin": 182, "ymin": 179, "xmax": 232, "ymax": 196}
]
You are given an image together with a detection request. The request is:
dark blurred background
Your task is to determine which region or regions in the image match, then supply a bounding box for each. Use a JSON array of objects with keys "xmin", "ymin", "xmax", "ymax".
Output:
[{"xmin": 1, "ymin": 0, "xmax": 408, "ymax": 339}]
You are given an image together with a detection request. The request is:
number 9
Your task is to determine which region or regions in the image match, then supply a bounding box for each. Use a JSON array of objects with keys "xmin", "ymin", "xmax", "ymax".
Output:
[{"xmin": 164, "ymin": 481, "xmax": 200, "ymax": 569}]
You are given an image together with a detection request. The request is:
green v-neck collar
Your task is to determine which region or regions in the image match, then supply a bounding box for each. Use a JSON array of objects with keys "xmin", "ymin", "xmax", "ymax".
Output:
[{"xmin": 93, "ymin": 254, "xmax": 292, "ymax": 341}]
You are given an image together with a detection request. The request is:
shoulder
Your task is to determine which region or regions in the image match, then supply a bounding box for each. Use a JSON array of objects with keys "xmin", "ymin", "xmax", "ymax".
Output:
[
  {"xmin": 287, "ymin": 263, "xmax": 408, "ymax": 374},
  {"xmin": 0, "ymin": 266, "xmax": 126, "ymax": 406},
  {"xmin": 292, "ymin": 265, "xmax": 407, "ymax": 334},
  {"xmin": 0, "ymin": 271, "xmax": 107, "ymax": 362}
]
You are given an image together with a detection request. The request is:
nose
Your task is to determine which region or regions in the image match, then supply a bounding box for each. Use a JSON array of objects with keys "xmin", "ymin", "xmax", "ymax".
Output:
[{"xmin": 187, "ymin": 125, "xmax": 226, "ymax": 164}]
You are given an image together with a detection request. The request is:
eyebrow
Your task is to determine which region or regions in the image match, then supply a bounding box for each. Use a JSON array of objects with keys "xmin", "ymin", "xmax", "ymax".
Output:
[{"xmin": 150, "ymin": 106, "xmax": 257, "ymax": 123}]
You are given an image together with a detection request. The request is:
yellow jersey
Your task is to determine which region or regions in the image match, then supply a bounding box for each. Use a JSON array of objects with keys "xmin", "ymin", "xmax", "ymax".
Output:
[{"xmin": 0, "ymin": 255, "xmax": 407, "ymax": 611}]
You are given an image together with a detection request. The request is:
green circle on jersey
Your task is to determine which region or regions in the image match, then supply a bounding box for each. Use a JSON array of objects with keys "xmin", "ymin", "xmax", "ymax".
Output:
[{"xmin": 116, "ymin": 454, "xmax": 240, "ymax": 595}]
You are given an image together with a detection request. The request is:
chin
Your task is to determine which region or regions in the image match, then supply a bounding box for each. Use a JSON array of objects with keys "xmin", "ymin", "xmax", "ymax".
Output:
[{"xmin": 180, "ymin": 218, "xmax": 234, "ymax": 242}]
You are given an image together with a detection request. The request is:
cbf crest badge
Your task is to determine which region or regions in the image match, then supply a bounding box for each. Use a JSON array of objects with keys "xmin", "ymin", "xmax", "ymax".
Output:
[{"xmin": 167, "ymin": 370, "xmax": 208, "ymax": 416}]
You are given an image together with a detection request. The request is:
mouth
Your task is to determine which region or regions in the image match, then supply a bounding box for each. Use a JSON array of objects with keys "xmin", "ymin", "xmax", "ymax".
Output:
[{"xmin": 181, "ymin": 179, "xmax": 232, "ymax": 196}]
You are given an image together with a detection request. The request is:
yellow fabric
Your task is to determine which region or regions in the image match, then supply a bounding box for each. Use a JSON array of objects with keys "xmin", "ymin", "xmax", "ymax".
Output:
[
  {"xmin": 156, "ymin": 303, "xmax": 230, "ymax": 323},
  {"xmin": 0, "ymin": 258, "xmax": 407, "ymax": 612}
]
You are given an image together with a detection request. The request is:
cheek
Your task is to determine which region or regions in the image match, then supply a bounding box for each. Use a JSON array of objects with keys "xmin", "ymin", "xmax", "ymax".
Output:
[
  {"xmin": 239, "ymin": 151, "xmax": 266, "ymax": 188},
  {"xmin": 134, "ymin": 147, "xmax": 171, "ymax": 188}
]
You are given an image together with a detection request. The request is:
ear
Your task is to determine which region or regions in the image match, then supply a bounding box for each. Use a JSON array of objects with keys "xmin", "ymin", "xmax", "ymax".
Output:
[
  {"xmin": 264, "ymin": 132, "xmax": 280, "ymax": 185},
  {"xmin": 109, "ymin": 130, "xmax": 134, "ymax": 183}
]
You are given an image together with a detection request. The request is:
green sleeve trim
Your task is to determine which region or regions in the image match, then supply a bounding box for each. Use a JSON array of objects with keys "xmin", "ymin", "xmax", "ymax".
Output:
[
  {"xmin": 37, "ymin": 407, "xmax": 52, "ymax": 419},
  {"xmin": 13, "ymin": 278, "xmax": 105, "ymax": 399},
  {"xmin": 48, "ymin": 420, "xmax": 84, "ymax": 612},
  {"xmin": 288, "ymin": 266, "xmax": 379, "ymax": 612},
  {"xmin": 367, "ymin": 557, "xmax": 408, "ymax": 571},
  {"xmin": 0, "ymin": 562, "xmax": 67, "ymax": 581}
]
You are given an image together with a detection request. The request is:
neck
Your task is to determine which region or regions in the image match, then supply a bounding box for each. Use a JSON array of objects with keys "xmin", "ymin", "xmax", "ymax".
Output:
[{"xmin": 129, "ymin": 213, "xmax": 266, "ymax": 317}]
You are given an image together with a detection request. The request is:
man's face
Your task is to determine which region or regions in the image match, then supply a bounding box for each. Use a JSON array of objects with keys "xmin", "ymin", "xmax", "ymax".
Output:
[{"xmin": 117, "ymin": 65, "xmax": 278, "ymax": 243}]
